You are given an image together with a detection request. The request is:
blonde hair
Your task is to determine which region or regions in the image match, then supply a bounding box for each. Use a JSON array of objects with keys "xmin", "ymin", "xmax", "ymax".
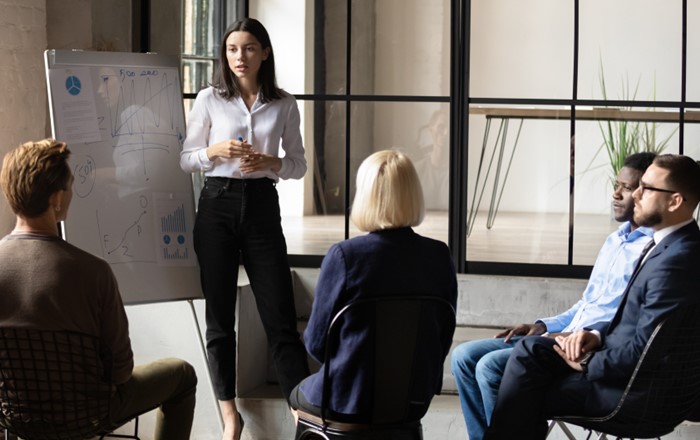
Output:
[
  {"xmin": 350, "ymin": 150, "xmax": 425, "ymax": 232},
  {"xmin": 0, "ymin": 139, "xmax": 71, "ymax": 217}
]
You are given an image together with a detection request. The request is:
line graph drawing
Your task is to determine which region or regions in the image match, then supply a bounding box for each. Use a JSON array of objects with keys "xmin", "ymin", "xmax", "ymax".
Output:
[
  {"xmin": 96, "ymin": 194, "xmax": 155, "ymax": 263},
  {"xmin": 97, "ymin": 67, "xmax": 185, "ymax": 184},
  {"xmin": 99, "ymin": 69, "xmax": 179, "ymax": 137}
]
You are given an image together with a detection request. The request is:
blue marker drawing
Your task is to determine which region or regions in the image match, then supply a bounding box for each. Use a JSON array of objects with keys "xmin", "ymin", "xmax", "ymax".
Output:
[{"xmin": 65, "ymin": 75, "xmax": 82, "ymax": 96}]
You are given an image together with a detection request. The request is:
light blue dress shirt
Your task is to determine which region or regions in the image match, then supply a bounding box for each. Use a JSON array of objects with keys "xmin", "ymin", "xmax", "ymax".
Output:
[{"xmin": 538, "ymin": 221, "xmax": 654, "ymax": 333}]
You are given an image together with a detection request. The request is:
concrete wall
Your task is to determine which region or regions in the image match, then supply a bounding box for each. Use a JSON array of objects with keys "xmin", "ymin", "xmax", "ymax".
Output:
[
  {"xmin": 46, "ymin": 0, "xmax": 131, "ymax": 51},
  {"xmin": 292, "ymin": 268, "xmax": 586, "ymax": 328},
  {"xmin": 0, "ymin": 0, "xmax": 133, "ymax": 236},
  {"xmin": 150, "ymin": 0, "xmax": 181, "ymax": 57},
  {"xmin": 0, "ymin": 0, "xmax": 48, "ymax": 235},
  {"xmin": 46, "ymin": 0, "xmax": 91, "ymax": 50}
]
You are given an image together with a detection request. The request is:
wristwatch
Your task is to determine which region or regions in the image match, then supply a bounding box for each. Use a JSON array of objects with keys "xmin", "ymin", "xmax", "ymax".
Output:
[{"xmin": 579, "ymin": 351, "xmax": 594, "ymax": 375}]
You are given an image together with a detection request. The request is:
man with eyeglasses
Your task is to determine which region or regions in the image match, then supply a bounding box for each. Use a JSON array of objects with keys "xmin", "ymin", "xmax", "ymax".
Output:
[
  {"xmin": 451, "ymin": 152, "xmax": 655, "ymax": 440},
  {"xmin": 485, "ymin": 154, "xmax": 700, "ymax": 440}
]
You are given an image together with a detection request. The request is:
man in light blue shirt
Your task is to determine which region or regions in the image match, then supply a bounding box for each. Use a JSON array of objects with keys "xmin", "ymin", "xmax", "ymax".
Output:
[{"xmin": 450, "ymin": 152, "xmax": 656, "ymax": 440}]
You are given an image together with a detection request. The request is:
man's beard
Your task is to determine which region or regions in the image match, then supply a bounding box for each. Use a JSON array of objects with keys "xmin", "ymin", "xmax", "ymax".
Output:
[{"xmin": 634, "ymin": 209, "xmax": 663, "ymax": 228}]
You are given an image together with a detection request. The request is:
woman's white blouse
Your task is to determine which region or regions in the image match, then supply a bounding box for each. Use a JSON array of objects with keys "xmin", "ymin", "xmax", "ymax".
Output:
[{"xmin": 180, "ymin": 86, "xmax": 307, "ymax": 181}]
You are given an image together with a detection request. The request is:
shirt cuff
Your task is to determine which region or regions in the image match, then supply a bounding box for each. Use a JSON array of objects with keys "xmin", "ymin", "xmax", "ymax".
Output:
[{"xmin": 198, "ymin": 148, "xmax": 214, "ymax": 170}]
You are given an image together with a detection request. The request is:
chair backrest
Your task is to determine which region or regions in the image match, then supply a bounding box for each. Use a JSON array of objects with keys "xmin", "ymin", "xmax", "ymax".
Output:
[
  {"xmin": 557, "ymin": 302, "xmax": 700, "ymax": 438},
  {"xmin": 0, "ymin": 327, "xmax": 113, "ymax": 440},
  {"xmin": 320, "ymin": 295, "xmax": 456, "ymax": 426}
]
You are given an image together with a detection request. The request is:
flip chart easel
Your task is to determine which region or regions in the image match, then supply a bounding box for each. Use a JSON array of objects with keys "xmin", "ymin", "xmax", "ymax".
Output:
[{"xmin": 44, "ymin": 49, "xmax": 202, "ymax": 305}]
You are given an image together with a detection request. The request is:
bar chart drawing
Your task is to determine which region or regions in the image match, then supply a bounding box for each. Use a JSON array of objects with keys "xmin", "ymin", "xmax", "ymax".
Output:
[{"xmin": 154, "ymin": 193, "xmax": 196, "ymax": 266}]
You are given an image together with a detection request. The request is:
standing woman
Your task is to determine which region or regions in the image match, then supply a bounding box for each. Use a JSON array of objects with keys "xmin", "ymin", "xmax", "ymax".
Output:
[{"xmin": 180, "ymin": 18, "xmax": 309, "ymax": 440}]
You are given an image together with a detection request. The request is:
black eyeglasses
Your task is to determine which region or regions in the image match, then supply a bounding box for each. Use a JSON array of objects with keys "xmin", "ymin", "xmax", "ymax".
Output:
[{"xmin": 638, "ymin": 182, "xmax": 686, "ymax": 200}]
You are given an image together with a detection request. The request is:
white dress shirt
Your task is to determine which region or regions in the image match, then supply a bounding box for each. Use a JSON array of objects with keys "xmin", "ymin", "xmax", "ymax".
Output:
[{"xmin": 180, "ymin": 86, "xmax": 307, "ymax": 181}]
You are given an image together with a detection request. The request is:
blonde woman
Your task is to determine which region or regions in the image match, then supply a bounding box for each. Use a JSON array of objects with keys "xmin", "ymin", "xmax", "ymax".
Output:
[{"xmin": 290, "ymin": 150, "xmax": 457, "ymax": 423}]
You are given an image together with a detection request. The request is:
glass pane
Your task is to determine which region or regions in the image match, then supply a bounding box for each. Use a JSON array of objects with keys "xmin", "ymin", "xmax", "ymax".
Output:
[
  {"xmin": 182, "ymin": 0, "xmax": 222, "ymax": 57},
  {"xmin": 687, "ymin": 2, "xmax": 700, "ymax": 102},
  {"xmin": 351, "ymin": 0, "xmax": 450, "ymax": 97},
  {"xmin": 683, "ymin": 117, "xmax": 700, "ymax": 159},
  {"xmin": 469, "ymin": 0, "xmax": 573, "ymax": 100},
  {"xmin": 579, "ymin": 0, "xmax": 681, "ymax": 103},
  {"xmin": 573, "ymin": 109, "xmax": 678, "ymax": 265},
  {"xmin": 572, "ymin": 113, "xmax": 679, "ymax": 265},
  {"xmin": 466, "ymin": 105, "xmax": 571, "ymax": 263},
  {"xmin": 271, "ymin": 0, "xmax": 351, "ymax": 95},
  {"xmin": 181, "ymin": 59, "xmax": 214, "ymax": 94},
  {"xmin": 683, "ymin": 119, "xmax": 700, "ymax": 221},
  {"xmin": 348, "ymin": 102, "xmax": 450, "ymax": 244},
  {"xmin": 251, "ymin": 0, "xmax": 347, "ymax": 95},
  {"xmin": 323, "ymin": 0, "xmax": 348, "ymax": 94},
  {"xmin": 283, "ymin": 101, "xmax": 347, "ymax": 256},
  {"xmin": 250, "ymin": 0, "xmax": 312, "ymax": 94}
]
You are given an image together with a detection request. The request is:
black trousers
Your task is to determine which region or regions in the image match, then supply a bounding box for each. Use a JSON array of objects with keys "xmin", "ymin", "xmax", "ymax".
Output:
[
  {"xmin": 486, "ymin": 336, "xmax": 619, "ymax": 440},
  {"xmin": 289, "ymin": 378, "xmax": 367, "ymax": 423},
  {"xmin": 193, "ymin": 177, "xmax": 309, "ymax": 401}
]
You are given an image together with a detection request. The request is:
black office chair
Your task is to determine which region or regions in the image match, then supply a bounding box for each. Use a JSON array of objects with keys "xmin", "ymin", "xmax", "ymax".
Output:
[
  {"xmin": 548, "ymin": 303, "xmax": 700, "ymax": 440},
  {"xmin": 0, "ymin": 327, "xmax": 142, "ymax": 440},
  {"xmin": 295, "ymin": 295, "xmax": 456, "ymax": 440}
]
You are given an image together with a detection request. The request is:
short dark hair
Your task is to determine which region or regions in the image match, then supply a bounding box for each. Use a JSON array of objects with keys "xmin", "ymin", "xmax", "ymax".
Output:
[
  {"xmin": 652, "ymin": 154, "xmax": 700, "ymax": 206},
  {"xmin": 0, "ymin": 139, "xmax": 71, "ymax": 218},
  {"xmin": 213, "ymin": 18, "xmax": 284, "ymax": 103},
  {"xmin": 623, "ymin": 152, "xmax": 657, "ymax": 174}
]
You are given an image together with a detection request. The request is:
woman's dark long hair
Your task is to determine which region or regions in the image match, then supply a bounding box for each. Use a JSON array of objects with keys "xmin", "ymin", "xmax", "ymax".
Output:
[{"xmin": 213, "ymin": 18, "xmax": 284, "ymax": 103}]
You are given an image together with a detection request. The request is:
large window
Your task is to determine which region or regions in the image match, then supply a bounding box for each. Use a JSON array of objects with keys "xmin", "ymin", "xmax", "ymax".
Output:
[
  {"xmin": 250, "ymin": 0, "xmax": 451, "ymax": 261},
  {"xmin": 463, "ymin": 0, "xmax": 694, "ymax": 275},
  {"xmin": 179, "ymin": 0, "xmax": 698, "ymax": 277}
]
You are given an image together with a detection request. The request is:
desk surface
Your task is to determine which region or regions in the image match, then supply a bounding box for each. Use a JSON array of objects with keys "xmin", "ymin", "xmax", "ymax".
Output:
[{"xmin": 470, "ymin": 106, "xmax": 700, "ymax": 123}]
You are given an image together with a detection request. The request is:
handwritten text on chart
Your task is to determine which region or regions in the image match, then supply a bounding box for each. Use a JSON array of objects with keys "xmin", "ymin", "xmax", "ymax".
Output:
[{"xmin": 120, "ymin": 69, "xmax": 160, "ymax": 80}]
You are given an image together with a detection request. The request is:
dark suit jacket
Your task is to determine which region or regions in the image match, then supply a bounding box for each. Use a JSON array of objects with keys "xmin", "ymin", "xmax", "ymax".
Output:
[
  {"xmin": 300, "ymin": 227, "xmax": 458, "ymax": 417},
  {"xmin": 586, "ymin": 221, "xmax": 700, "ymax": 384}
]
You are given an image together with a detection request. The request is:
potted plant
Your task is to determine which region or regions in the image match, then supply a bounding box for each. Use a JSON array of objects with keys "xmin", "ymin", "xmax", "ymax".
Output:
[{"xmin": 597, "ymin": 62, "xmax": 676, "ymax": 184}]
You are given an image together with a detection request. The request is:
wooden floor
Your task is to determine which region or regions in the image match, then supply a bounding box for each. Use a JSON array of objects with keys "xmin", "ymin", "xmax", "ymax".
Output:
[{"xmin": 281, "ymin": 210, "xmax": 619, "ymax": 266}]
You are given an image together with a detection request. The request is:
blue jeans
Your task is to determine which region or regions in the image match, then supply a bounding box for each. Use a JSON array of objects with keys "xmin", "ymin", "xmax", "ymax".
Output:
[{"xmin": 450, "ymin": 337, "xmax": 522, "ymax": 440}]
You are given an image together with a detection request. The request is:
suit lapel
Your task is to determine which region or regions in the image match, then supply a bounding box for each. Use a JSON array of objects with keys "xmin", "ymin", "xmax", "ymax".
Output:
[
  {"xmin": 608, "ymin": 249, "xmax": 658, "ymax": 331},
  {"xmin": 606, "ymin": 222, "xmax": 698, "ymax": 334}
]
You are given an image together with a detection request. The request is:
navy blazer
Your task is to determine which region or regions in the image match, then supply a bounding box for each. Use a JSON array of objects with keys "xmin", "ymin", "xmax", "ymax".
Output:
[
  {"xmin": 300, "ymin": 227, "xmax": 458, "ymax": 416},
  {"xmin": 586, "ymin": 221, "xmax": 700, "ymax": 383}
]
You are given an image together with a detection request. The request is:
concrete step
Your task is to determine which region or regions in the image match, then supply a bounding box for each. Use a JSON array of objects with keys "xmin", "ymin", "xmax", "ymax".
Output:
[{"xmin": 226, "ymin": 389, "xmax": 700, "ymax": 440}]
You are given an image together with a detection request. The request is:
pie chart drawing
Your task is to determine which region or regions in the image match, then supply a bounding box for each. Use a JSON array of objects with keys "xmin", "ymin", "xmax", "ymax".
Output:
[{"xmin": 65, "ymin": 76, "xmax": 81, "ymax": 96}]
